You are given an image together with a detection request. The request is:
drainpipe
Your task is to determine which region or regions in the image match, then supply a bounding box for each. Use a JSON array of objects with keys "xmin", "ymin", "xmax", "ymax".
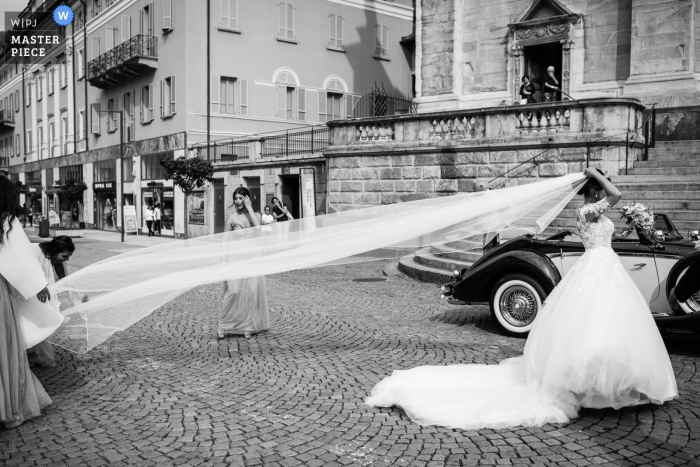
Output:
[
  {"xmin": 71, "ymin": 16, "xmax": 77, "ymax": 155},
  {"xmin": 21, "ymin": 68, "xmax": 26, "ymax": 161},
  {"xmin": 80, "ymin": 0, "xmax": 88, "ymax": 153},
  {"xmin": 206, "ymin": 0, "xmax": 211, "ymax": 149}
]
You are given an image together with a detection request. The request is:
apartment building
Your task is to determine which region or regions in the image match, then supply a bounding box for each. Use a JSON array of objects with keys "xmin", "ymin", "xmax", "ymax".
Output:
[{"xmin": 4, "ymin": 0, "xmax": 413, "ymax": 237}]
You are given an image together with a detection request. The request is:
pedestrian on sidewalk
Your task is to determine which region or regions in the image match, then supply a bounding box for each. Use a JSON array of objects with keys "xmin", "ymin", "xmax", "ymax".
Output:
[
  {"xmin": 25, "ymin": 204, "xmax": 33, "ymax": 227},
  {"xmin": 144, "ymin": 204, "xmax": 155, "ymax": 237},
  {"xmin": 154, "ymin": 203, "xmax": 162, "ymax": 236},
  {"xmin": 271, "ymin": 197, "xmax": 293, "ymax": 222}
]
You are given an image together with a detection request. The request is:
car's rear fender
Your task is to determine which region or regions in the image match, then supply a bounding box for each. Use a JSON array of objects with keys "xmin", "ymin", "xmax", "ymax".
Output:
[{"xmin": 453, "ymin": 250, "xmax": 562, "ymax": 303}]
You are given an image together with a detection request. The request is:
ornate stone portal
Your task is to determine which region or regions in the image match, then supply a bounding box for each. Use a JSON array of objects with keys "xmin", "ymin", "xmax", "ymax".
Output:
[{"xmin": 508, "ymin": 0, "xmax": 581, "ymax": 104}]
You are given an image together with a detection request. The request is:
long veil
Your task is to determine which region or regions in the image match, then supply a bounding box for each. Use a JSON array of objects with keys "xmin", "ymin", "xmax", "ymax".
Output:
[{"xmin": 49, "ymin": 173, "xmax": 586, "ymax": 353}]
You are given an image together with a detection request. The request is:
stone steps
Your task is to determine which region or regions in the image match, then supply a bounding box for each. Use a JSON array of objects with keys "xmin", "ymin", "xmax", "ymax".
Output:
[
  {"xmin": 634, "ymin": 159, "xmax": 700, "ymax": 168},
  {"xmin": 628, "ymin": 166, "xmax": 700, "ymax": 175}
]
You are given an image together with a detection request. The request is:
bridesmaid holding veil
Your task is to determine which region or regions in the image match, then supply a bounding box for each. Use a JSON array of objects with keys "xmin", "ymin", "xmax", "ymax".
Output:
[
  {"xmin": 366, "ymin": 168, "xmax": 678, "ymax": 430},
  {"xmin": 218, "ymin": 187, "xmax": 270, "ymax": 339}
]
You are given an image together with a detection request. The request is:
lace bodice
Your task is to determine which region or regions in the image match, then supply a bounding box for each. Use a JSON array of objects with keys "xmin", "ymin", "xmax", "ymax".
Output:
[{"xmin": 577, "ymin": 199, "xmax": 614, "ymax": 250}]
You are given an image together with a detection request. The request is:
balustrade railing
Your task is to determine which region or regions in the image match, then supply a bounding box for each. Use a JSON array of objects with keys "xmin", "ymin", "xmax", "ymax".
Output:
[
  {"xmin": 88, "ymin": 35, "xmax": 158, "ymax": 81},
  {"xmin": 515, "ymin": 108, "xmax": 570, "ymax": 135},
  {"xmin": 261, "ymin": 127, "xmax": 329, "ymax": 158},
  {"xmin": 196, "ymin": 140, "xmax": 252, "ymax": 163},
  {"xmin": 0, "ymin": 109, "xmax": 14, "ymax": 124}
]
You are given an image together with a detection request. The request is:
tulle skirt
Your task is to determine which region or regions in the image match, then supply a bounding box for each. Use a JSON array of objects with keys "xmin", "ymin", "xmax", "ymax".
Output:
[
  {"xmin": 0, "ymin": 276, "xmax": 52, "ymax": 428},
  {"xmin": 219, "ymin": 276, "xmax": 270, "ymax": 336},
  {"xmin": 366, "ymin": 246, "xmax": 678, "ymax": 430}
]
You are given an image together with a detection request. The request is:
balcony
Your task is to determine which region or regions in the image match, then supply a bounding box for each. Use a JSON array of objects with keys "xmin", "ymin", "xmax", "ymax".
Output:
[
  {"xmin": 0, "ymin": 109, "xmax": 15, "ymax": 130},
  {"xmin": 88, "ymin": 35, "xmax": 158, "ymax": 88}
]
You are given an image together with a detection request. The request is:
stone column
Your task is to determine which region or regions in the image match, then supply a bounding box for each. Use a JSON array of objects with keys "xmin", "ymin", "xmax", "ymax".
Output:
[
  {"xmin": 561, "ymin": 39, "xmax": 574, "ymax": 98},
  {"xmin": 624, "ymin": 0, "xmax": 699, "ymax": 96},
  {"xmin": 511, "ymin": 45, "xmax": 523, "ymax": 102},
  {"xmin": 65, "ymin": 45, "xmax": 75, "ymax": 154}
]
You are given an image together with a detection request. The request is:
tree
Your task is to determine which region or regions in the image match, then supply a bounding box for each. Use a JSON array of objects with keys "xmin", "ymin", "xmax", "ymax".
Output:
[
  {"xmin": 58, "ymin": 178, "xmax": 88, "ymax": 202},
  {"xmin": 160, "ymin": 155, "xmax": 214, "ymax": 239}
]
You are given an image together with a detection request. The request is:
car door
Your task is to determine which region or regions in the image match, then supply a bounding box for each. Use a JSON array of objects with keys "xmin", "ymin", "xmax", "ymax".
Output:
[
  {"xmin": 556, "ymin": 240, "xmax": 585, "ymax": 277},
  {"xmin": 611, "ymin": 242, "xmax": 659, "ymax": 304}
]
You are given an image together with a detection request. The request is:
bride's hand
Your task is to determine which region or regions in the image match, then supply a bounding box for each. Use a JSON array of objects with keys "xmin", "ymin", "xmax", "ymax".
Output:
[
  {"xmin": 36, "ymin": 286, "xmax": 50, "ymax": 303},
  {"xmin": 583, "ymin": 167, "xmax": 599, "ymax": 179},
  {"xmin": 243, "ymin": 196, "xmax": 254, "ymax": 212}
]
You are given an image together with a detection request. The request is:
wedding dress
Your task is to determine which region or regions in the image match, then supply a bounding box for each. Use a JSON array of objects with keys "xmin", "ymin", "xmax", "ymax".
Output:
[{"xmin": 365, "ymin": 199, "xmax": 678, "ymax": 430}]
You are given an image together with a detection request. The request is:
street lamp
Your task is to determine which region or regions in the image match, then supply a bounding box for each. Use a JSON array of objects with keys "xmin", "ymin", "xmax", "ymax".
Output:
[{"xmin": 97, "ymin": 109, "xmax": 125, "ymax": 242}]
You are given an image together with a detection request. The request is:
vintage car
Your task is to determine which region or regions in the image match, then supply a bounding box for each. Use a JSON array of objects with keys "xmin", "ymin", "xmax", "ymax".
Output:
[{"xmin": 441, "ymin": 214, "xmax": 700, "ymax": 337}]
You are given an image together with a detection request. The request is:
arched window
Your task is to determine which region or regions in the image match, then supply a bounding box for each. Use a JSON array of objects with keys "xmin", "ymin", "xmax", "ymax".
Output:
[
  {"xmin": 321, "ymin": 77, "xmax": 349, "ymax": 123},
  {"xmin": 275, "ymin": 70, "xmax": 305, "ymax": 121}
]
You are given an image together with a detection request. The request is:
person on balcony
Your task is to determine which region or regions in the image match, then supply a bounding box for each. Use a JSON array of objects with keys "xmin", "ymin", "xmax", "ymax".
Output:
[
  {"xmin": 519, "ymin": 75, "xmax": 536, "ymax": 104},
  {"xmin": 544, "ymin": 67, "xmax": 560, "ymax": 102}
]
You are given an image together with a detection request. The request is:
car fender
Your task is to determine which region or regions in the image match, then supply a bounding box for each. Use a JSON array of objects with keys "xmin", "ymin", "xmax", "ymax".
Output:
[
  {"xmin": 666, "ymin": 250, "xmax": 700, "ymax": 298},
  {"xmin": 453, "ymin": 249, "xmax": 562, "ymax": 303}
]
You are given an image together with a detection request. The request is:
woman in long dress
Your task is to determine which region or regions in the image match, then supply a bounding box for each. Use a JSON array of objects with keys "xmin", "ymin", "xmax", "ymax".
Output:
[
  {"xmin": 27, "ymin": 236, "xmax": 76, "ymax": 368},
  {"xmin": 366, "ymin": 168, "xmax": 678, "ymax": 430},
  {"xmin": 218, "ymin": 187, "xmax": 270, "ymax": 339},
  {"xmin": 0, "ymin": 176, "xmax": 53, "ymax": 428}
]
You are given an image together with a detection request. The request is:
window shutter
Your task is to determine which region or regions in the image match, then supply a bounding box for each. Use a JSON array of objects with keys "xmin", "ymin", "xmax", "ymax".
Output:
[
  {"xmin": 318, "ymin": 91, "xmax": 327, "ymax": 123},
  {"xmin": 170, "ymin": 75, "xmax": 176, "ymax": 114},
  {"xmin": 160, "ymin": 79, "xmax": 164, "ymax": 116},
  {"xmin": 240, "ymin": 78, "xmax": 248, "ymax": 116},
  {"xmin": 140, "ymin": 8, "xmax": 144, "ymax": 35},
  {"xmin": 131, "ymin": 91, "xmax": 136, "ymax": 137},
  {"xmin": 140, "ymin": 87, "xmax": 144, "ymax": 123},
  {"xmin": 149, "ymin": 2, "xmax": 154, "ymax": 35},
  {"xmin": 232, "ymin": 0, "xmax": 238, "ymax": 29},
  {"xmin": 92, "ymin": 36, "xmax": 100, "ymax": 59},
  {"xmin": 287, "ymin": 4, "xmax": 294, "ymax": 39},
  {"xmin": 105, "ymin": 27, "xmax": 114, "ymax": 50},
  {"xmin": 298, "ymin": 88, "xmax": 306, "ymax": 122},
  {"xmin": 226, "ymin": 79, "xmax": 234, "ymax": 114},
  {"xmin": 210, "ymin": 75, "xmax": 220, "ymax": 113},
  {"xmin": 163, "ymin": 0, "xmax": 172, "ymax": 30},
  {"xmin": 91, "ymin": 103, "xmax": 100, "ymax": 135},
  {"xmin": 276, "ymin": 85, "xmax": 286, "ymax": 119},
  {"xmin": 337, "ymin": 15, "xmax": 343, "ymax": 47},
  {"xmin": 375, "ymin": 24, "xmax": 381, "ymax": 55},
  {"xmin": 148, "ymin": 83, "xmax": 154, "ymax": 120},
  {"xmin": 15, "ymin": 90, "xmax": 19, "ymax": 111},
  {"xmin": 220, "ymin": 0, "xmax": 229, "ymax": 28},
  {"xmin": 382, "ymin": 26, "xmax": 389, "ymax": 56},
  {"xmin": 121, "ymin": 15, "xmax": 131, "ymax": 43},
  {"xmin": 278, "ymin": 3, "xmax": 285, "ymax": 37},
  {"xmin": 329, "ymin": 15, "xmax": 335, "ymax": 48}
]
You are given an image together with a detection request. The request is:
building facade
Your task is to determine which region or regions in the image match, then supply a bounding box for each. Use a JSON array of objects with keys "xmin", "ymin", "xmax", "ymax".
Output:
[{"xmin": 3, "ymin": 0, "xmax": 413, "ymax": 237}]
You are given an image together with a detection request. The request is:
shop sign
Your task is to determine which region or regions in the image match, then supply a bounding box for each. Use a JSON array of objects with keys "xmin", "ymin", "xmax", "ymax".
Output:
[
  {"xmin": 123, "ymin": 206, "xmax": 138, "ymax": 233},
  {"xmin": 94, "ymin": 181, "xmax": 115, "ymax": 190},
  {"xmin": 301, "ymin": 176, "xmax": 316, "ymax": 218},
  {"xmin": 164, "ymin": 191, "xmax": 174, "ymax": 199}
]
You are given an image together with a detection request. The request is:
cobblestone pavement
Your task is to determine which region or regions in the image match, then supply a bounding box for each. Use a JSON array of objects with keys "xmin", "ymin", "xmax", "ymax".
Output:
[{"xmin": 2, "ymin": 245, "xmax": 700, "ymax": 466}]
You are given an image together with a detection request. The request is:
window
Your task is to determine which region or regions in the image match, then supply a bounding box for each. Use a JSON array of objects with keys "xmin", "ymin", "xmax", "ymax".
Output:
[
  {"xmin": 60, "ymin": 112, "xmax": 68, "ymax": 155},
  {"xmin": 220, "ymin": 77, "xmax": 236, "ymax": 114},
  {"xmin": 75, "ymin": 8, "xmax": 84, "ymax": 30},
  {"xmin": 49, "ymin": 119, "xmax": 55, "ymax": 157},
  {"xmin": 188, "ymin": 192, "xmax": 205, "ymax": 224},
  {"xmin": 123, "ymin": 92, "xmax": 135, "ymax": 142},
  {"xmin": 94, "ymin": 159, "xmax": 116, "ymax": 182},
  {"xmin": 327, "ymin": 93, "xmax": 343, "ymax": 121},
  {"xmin": 92, "ymin": 0, "xmax": 102, "ymax": 19},
  {"xmin": 60, "ymin": 60, "xmax": 67, "ymax": 88},
  {"xmin": 328, "ymin": 14, "xmax": 343, "ymax": 50},
  {"xmin": 160, "ymin": 76, "xmax": 176, "ymax": 117},
  {"xmin": 105, "ymin": 26, "xmax": 118, "ymax": 50},
  {"xmin": 78, "ymin": 49, "xmax": 85, "ymax": 78},
  {"xmin": 121, "ymin": 15, "xmax": 131, "ymax": 43},
  {"xmin": 37, "ymin": 76, "xmax": 43, "ymax": 101},
  {"xmin": 140, "ymin": 2, "xmax": 154, "ymax": 37},
  {"xmin": 48, "ymin": 67, "xmax": 55, "ymax": 95},
  {"xmin": 60, "ymin": 165, "xmax": 83, "ymax": 183},
  {"xmin": 278, "ymin": 2, "xmax": 294, "ymax": 41},
  {"xmin": 15, "ymin": 134, "xmax": 20, "ymax": 156},
  {"xmin": 140, "ymin": 84, "xmax": 154, "ymax": 123},
  {"xmin": 211, "ymin": 76, "xmax": 247, "ymax": 115},
  {"xmin": 122, "ymin": 157, "xmax": 134, "ymax": 182},
  {"xmin": 91, "ymin": 103, "xmax": 101, "ymax": 135},
  {"xmin": 37, "ymin": 121, "xmax": 44, "ymax": 159},
  {"xmin": 276, "ymin": 71, "xmax": 297, "ymax": 120},
  {"xmin": 374, "ymin": 24, "xmax": 389, "ymax": 59},
  {"xmin": 220, "ymin": 0, "xmax": 239, "ymax": 31},
  {"xmin": 141, "ymin": 153, "xmax": 172, "ymax": 180},
  {"xmin": 298, "ymin": 88, "xmax": 305, "ymax": 121},
  {"xmin": 25, "ymin": 83, "xmax": 31, "ymax": 106},
  {"xmin": 78, "ymin": 109, "xmax": 85, "ymax": 141},
  {"xmin": 92, "ymin": 36, "xmax": 101, "ymax": 60},
  {"xmin": 163, "ymin": 0, "xmax": 172, "ymax": 31},
  {"xmin": 25, "ymin": 130, "xmax": 31, "ymax": 154},
  {"xmin": 15, "ymin": 90, "xmax": 19, "ymax": 111},
  {"xmin": 107, "ymin": 98, "xmax": 117, "ymax": 131}
]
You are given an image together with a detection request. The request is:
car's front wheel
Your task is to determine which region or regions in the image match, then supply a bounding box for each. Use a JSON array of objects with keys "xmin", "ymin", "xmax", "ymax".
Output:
[{"xmin": 489, "ymin": 274, "xmax": 547, "ymax": 337}]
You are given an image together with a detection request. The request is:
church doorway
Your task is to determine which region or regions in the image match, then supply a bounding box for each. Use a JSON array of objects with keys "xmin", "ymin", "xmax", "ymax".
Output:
[{"xmin": 523, "ymin": 42, "xmax": 562, "ymax": 102}]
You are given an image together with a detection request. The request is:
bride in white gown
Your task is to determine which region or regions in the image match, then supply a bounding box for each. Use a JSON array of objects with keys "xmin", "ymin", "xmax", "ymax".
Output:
[{"xmin": 366, "ymin": 168, "xmax": 678, "ymax": 430}]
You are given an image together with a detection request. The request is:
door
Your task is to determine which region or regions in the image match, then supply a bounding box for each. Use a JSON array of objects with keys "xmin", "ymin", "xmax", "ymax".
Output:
[
  {"xmin": 523, "ymin": 42, "xmax": 562, "ymax": 102},
  {"xmin": 213, "ymin": 179, "xmax": 225, "ymax": 234},
  {"xmin": 244, "ymin": 177, "xmax": 261, "ymax": 213},
  {"xmin": 281, "ymin": 175, "xmax": 300, "ymax": 219}
]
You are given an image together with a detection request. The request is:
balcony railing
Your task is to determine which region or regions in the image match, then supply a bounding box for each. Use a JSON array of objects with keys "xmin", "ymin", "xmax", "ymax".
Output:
[
  {"xmin": 191, "ymin": 126, "xmax": 329, "ymax": 162},
  {"xmin": 0, "ymin": 109, "xmax": 15, "ymax": 128},
  {"xmin": 261, "ymin": 127, "xmax": 329, "ymax": 158},
  {"xmin": 88, "ymin": 35, "xmax": 158, "ymax": 88}
]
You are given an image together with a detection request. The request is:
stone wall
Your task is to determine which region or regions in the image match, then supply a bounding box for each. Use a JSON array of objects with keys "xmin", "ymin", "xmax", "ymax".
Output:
[{"xmin": 421, "ymin": 0, "xmax": 455, "ymax": 95}]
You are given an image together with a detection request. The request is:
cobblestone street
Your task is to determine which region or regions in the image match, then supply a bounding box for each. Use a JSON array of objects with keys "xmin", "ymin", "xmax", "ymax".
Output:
[{"xmin": 2, "ymin": 239, "xmax": 700, "ymax": 466}]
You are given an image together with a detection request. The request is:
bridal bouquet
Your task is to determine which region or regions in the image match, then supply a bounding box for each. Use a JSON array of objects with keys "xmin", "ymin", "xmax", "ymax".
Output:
[{"xmin": 619, "ymin": 202, "xmax": 655, "ymax": 239}]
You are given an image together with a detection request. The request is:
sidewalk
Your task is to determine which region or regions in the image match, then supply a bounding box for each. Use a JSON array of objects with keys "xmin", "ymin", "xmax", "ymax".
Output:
[{"xmin": 24, "ymin": 227, "xmax": 180, "ymax": 248}]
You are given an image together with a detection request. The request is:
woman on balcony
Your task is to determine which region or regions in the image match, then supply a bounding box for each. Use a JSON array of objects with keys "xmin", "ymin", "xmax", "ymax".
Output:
[{"xmin": 519, "ymin": 75, "xmax": 536, "ymax": 104}]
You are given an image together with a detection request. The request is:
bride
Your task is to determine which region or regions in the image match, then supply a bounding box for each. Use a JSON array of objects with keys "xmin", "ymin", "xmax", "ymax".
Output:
[{"xmin": 366, "ymin": 168, "xmax": 678, "ymax": 429}]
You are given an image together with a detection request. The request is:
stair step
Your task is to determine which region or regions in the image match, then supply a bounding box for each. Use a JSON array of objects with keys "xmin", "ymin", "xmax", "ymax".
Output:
[
  {"xmin": 430, "ymin": 244, "xmax": 483, "ymax": 263},
  {"xmin": 612, "ymin": 182, "xmax": 700, "ymax": 192},
  {"xmin": 634, "ymin": 160, "xmax": 700, "ymax": 168},
  {"xmin": 414, "ymin": 247, "xmax": 474, "ymax": 271},
  {"xmin": 628, "ymin": 167, "xmax": 700, "ymax": 175},
  {"xmin": 398, "ymin": 254, "xmax": 453, "ymax": 285},
  {"xmin": 648, "ymin": 153, "xmax": 700, "ymax": 161},
  {"xmin": 651, "ymin": 140, "xmax": 700, "ymax": 149}
]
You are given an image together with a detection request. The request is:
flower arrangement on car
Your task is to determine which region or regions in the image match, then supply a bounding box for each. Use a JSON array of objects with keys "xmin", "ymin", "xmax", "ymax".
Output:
[{"xmin": 619, "ymin": 202, "xmax": 657, "ymax": 243}]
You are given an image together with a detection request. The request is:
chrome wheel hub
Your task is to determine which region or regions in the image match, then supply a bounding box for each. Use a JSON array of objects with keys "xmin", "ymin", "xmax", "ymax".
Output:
[{"xmin": 500, "ymin": 285, "xmax": 538, "ymax": 327}]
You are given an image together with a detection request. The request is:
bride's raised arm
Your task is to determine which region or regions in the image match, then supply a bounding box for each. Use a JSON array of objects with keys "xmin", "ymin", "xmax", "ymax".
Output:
[{"xmin": 584, "ymin": 167, "xmax": 622, "ymax": 206}]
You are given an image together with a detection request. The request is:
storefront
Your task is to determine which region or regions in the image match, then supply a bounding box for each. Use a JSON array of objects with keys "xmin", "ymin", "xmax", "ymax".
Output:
[
  {"xmin": 142, "ymin": 185, "xmax": 174, "ymax": 235},
  {"xmin": 94, "ymin": 181, "xmax": 118, "ymax": 231},
  {"xmin": 25, "ymin": 171, "xmax": 43, "ymax": 226},
  {"xmin": 58, "ymin": 164, "xmax": 85, "ymax": 229}
]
